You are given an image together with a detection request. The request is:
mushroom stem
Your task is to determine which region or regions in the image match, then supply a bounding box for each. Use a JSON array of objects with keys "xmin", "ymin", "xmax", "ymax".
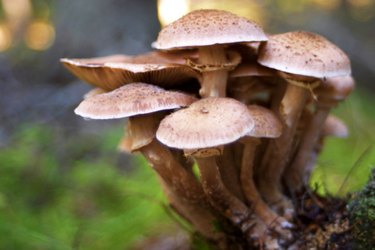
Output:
[
  {"xmin": 259, "ymin": 81, "xmax": 309, "ymax": 215},
  {"xmin": 129, "ymin": 114, "xmax": 206, "ymax": 204},
  {"xmin": 141, "ymin": 139, "xmax": 205, "ymax": 204},
  {"xmin": 284, "ymin": 76, "xmax": 354, "ymax": 193},
  {"xmin": 198, "ymin": 45, "xmax": 229, "ymax": 98},
  {"xmin": 157, "ymin": 176, "xmax": 224, "ymax": 242},
  {"xmin": 195, "ymin": 156, "xmax": 252, "ymax": 231},
  {"xmin": 241, "ymin": 138, "xmax": 293, "ymax": 235},
  {"xmin": 217, "ymin": 145, "xmax": 245, "ymax": 201},
  {"xmin": 283, "ymin": 106, "xmax": 330, "ymax": 192},
  {"xmin": 128, "ymin": 114, "xmax": 220, "ymax": 238}
]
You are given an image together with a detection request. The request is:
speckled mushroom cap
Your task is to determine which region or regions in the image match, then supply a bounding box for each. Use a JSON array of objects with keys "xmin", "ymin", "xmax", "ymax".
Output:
[
  {"xmin": 258, "ymin": 31, "xmax": 351, "ymax": 78},
  {"xmin": 153, "ymin": 9, "xmax": 267, "ymax": 50},
  {"xmin": 61, "ymin": 50, "xmax": 199, "ymax": 90},
  {"xmin": 74, "ymin": 83, "xmax": 197, "ymax": 119},
  {"xmin": 246, "ymin": 105, "xmax": 282, "ymax": 138},
  {"xmin": 317, "ymin": 75, "xmax": 355, "ymax": 102},
  {"xmin": 156, "ymin": 97, "xmax": 254, "ymax": 149}
]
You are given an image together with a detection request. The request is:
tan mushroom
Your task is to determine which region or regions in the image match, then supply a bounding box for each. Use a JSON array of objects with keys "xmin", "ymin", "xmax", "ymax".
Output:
[
  {"xmin": 284, "ymin": 75, "xmax": 354, "ymax": 193},
  {"xmin": 75, "ymin": 83, "xmax": 196, "ymax": 119},
  {"xmin": 156, "ymin": 98, "xmax": 264, "ymax": 236},
  {"xmin": 153, "ymin": 9, "xmax": 267, "ymax": 98},
  {"xmin": 256, "ymin": 31, "xmax": 351, "ymax": 215},
  {"xmin": 61, "ymin": 50, "xmax": 200, "ymax": 90},
  {"xmin": 239, "ymin": 105, "xmax": 293, "ymax": 237},
  {"xmin": 75, "ymin": 83, "xmax": 220, "ymax": 240}
]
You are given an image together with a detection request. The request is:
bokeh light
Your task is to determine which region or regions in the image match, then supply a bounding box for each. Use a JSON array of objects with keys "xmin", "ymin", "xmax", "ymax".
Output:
[
  {"xmin": 157, "ymin": 0, "xmax": 189, "ymax": 26},
  {"xmin": 1, "ymin": 0, "xmax": 32, "ymax": 33},
  {"xmin": 157, "ymin": 0, "xmax": 266, "ymax": 27},
  {"xmin": 188, "ymin": 0, "xmax": 266, "ymax": 25},
  {"xmin": 24, "ymin": 20, "xmax": 55, "ymax": 51},
  {"xmin": 0, "ymin": 23, "xmax": 12, "ymax": 51},
  {"xmin": 347, "ymin": 0, "xmax": 375, "ymax": 21}
]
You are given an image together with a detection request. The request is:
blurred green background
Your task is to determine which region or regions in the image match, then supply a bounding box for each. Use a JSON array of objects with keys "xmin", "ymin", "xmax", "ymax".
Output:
[{"xmin": 0, "ymin": 0, "xmax": 374, "ymax": 249}]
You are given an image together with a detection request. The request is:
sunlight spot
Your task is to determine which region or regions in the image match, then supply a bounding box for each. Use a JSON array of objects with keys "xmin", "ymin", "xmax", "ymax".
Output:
[
  {"xmin": 158, "ymin": 0, "xmax": 190, "ymax": 26},
  {"xmin": 24, "ymin": 20, "xmax": 55, "ymax": 51},
  {"xmin": 0, "ymin": 23, "xmax": 12, "ymax": 52}
]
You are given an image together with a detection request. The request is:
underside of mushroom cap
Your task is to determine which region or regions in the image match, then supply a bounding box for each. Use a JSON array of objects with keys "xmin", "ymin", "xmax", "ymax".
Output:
[
  {"xmin": 156, "ymin": 97, "xmax": 254, "ymax": 149},
  {"xmin": 61, "ymin": 51, "xmax": 200, "ymax": 90},
  {"xmin": 153, "ymin": 9, "xmax": 267, "ymax": 50},
  {"xmin": 258, "ymin": 31, "xmax": 351, "ymax": 78},
  {"xmin": 74, "ymin": 83, "xmax": 197, "ymax": 119}
]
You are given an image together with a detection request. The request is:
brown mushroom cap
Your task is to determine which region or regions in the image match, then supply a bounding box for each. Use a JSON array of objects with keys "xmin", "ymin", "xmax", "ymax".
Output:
[
  {"xmin": 153, "ymin": 9, "xmax": 267, "ymax": 50},
  {"xmin": 74, "ymin": 83, "xmax": 197, "ymax": 119},
  {"xmin": 258, "ymin": 31, "xmax": 351, "ymax": 78},
  {"xmin": 317, "ymin": 75, "xmax": 355, "ymax": 103},
  {"xmin": 246, "ymin": 105, "xmax": 282, "ymax": 138},
  {"xmin": 61, "ymin": 51, "xmax": 199, "ymax": 90},
  {"xmin": 156, "ymin": 97, "xmax": 254, "ymax": 149}
]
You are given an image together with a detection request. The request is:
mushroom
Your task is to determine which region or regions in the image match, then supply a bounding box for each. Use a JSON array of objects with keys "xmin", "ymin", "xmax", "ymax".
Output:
[
  {"xmin": 153, "ymin": 9, "xmax": 267, "ymax": 98},
  {"xmin": 256, "ymin": 31, "xmax": 351, "ymax": 215},
  {"xmin": 284, "ymin": 75, "xmax": 354, "ymax": 193},
  {"xmin": 75, "ymin": 83, "xmax": 221, "ymax": 240},
  {"xmin": 239, "ymin": 105, "xmax": 293, "ymax": 237},
  {"xmin": 156, "ymin": 97, "xmax": 271, "ymax": 238},
  {"xmin": 61, "ymin": 50, "xmax": 200, "ymax": 90}
]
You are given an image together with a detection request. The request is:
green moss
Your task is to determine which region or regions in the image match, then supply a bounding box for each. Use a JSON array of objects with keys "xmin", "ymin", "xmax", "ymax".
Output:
[{"xmin": 348, "ymin": 168, "xmax": 375, "ymax": 250}]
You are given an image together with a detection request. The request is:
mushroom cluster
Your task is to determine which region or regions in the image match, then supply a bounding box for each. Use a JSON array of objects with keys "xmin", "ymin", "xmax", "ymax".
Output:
[{"xmin": 61, "ymin": 9, "xmax": 354, "ymax": 249}]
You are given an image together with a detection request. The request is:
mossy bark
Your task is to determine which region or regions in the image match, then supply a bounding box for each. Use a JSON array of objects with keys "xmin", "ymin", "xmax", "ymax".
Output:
[{"xmin": 348, "ymin": 168, "xmax": 375, "ymax": 250}]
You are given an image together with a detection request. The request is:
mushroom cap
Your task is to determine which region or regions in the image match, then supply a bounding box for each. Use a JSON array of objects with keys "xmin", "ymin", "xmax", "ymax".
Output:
[
  {"xmin": 74, "ymin": 83, "xmax": 197, "ymax": 119},
  {"xmin": 322, "ymin": 115, "xmax": 349, "ymax": 138},
  {"xmin": 246, "ymin": 105, "xmax": 282, "ymax": 138},
  {"xmin": 258, "ymin": 31, "xmax": 351, "ymax": 78},
  {"xmin": 61, "ymin": 50, "xmax": 199, "ymax": 90},
  {"xmin": 317, "ymin": 75, "xmax": 355, "ymax": 102},
  {"xmin": 153, "ymin": 9, "xmax": 267, "ymax": 50},
  {"xmin": 156, "ymin": 97, "xmax": 254, "ymax": 149}
]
